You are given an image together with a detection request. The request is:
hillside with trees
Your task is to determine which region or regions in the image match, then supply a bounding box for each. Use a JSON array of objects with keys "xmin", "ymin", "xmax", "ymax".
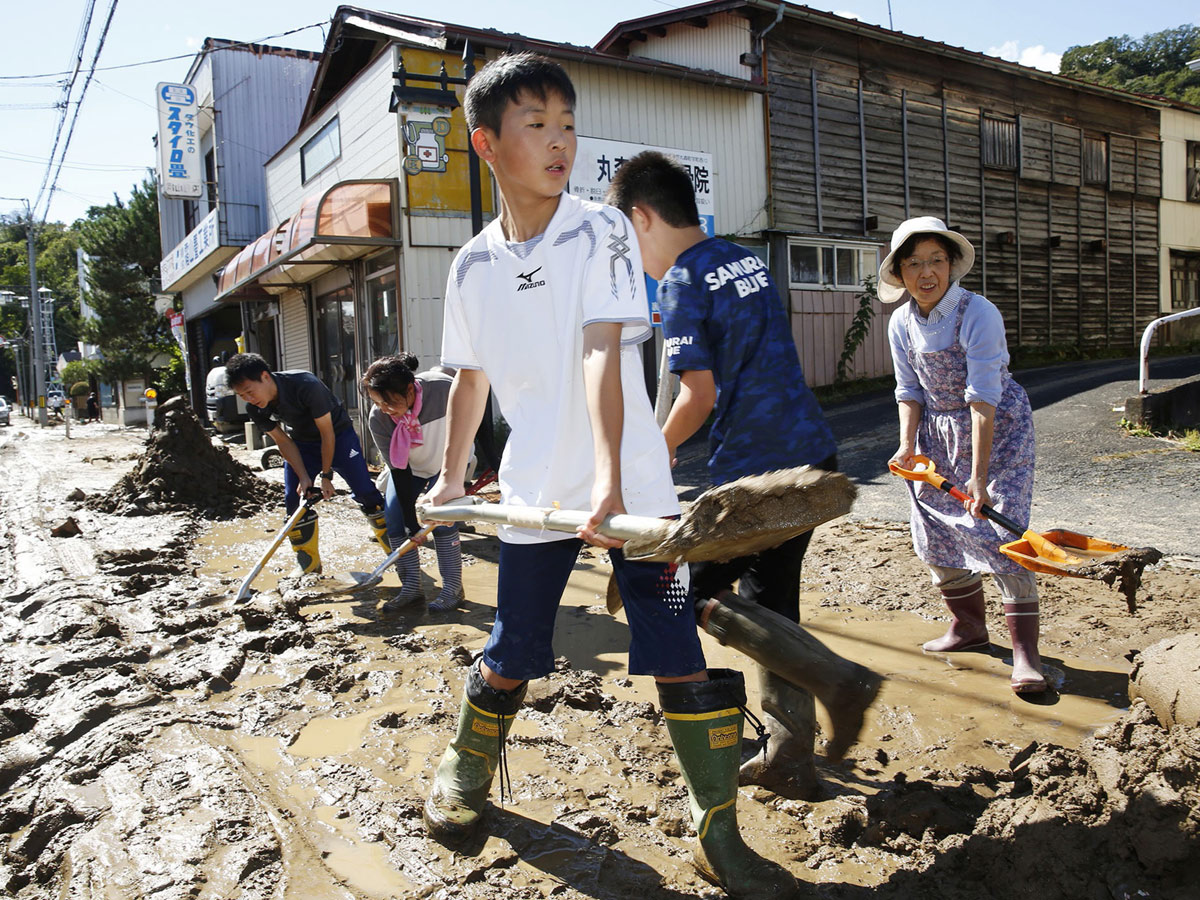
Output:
[{"xmin": 1060, "ymin": 25, "xmax": 1200, "ymax": 105}]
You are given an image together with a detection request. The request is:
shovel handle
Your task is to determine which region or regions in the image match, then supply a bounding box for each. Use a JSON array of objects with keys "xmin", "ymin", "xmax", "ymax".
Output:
[
  {"xmin": 888, "ymin": 455, "xmax": 1026, "ymax": 538},
  {"xmin": 420, "ymin": 501, "xmax": 672, "ymax": 543}
]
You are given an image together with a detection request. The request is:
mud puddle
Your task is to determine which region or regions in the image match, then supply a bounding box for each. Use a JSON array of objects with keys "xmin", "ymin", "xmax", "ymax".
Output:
[
  {"xmin": 3, "ymin": 422, "xmax": 1198, "ymax": 899},
  {"xmin": 180, "ymin": 511, "xmax": 1145, "ymax": 899}
]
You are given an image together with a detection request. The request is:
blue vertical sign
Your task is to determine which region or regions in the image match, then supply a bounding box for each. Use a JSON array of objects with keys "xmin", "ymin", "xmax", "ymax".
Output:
[{"xmin": 156, "ymin": 82, "xmax": 203, "ymax": 199}]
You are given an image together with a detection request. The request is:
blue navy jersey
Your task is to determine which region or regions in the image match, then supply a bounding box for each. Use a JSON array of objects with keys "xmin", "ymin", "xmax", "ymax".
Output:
[{"xmin": 659, "ymin": 237, "xmax": 837, "ymax": 483}]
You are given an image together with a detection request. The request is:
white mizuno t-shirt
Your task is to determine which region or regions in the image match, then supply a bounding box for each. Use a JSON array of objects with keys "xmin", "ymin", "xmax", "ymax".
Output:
[{"xmin": 441, "ymin": 192, "xmax": 679, "ymax": 543}]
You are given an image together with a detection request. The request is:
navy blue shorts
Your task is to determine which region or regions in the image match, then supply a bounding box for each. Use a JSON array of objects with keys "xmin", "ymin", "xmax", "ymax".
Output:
[{"xmin": 482, "ymin": 538, "xmax": 706, "ymax": 680}]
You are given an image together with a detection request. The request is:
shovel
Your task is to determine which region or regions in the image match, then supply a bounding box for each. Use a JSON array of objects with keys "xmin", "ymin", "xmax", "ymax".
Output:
[
  {"xmin": 344, "ymin": 469, "xmax": 497, "ymax": 591},
  {"xmin": 234, "ymin": 490, "xmax": 321, "ymax": 602},
  {"xmin": 888, "ymin": 455, "xmax": 1085, "ymax": 567},
  {"xmin": 419, "ymin": 466, "xmax": 858, "ymax": 563},
  {"xmin": 888, "ymin": 456, "xmax": 1160, "ymax": 611}
]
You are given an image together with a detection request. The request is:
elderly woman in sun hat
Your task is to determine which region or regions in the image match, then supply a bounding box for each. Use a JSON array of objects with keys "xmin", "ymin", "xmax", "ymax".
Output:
[{"xmin": 881, "ymin": 216, "xmax": 1045, "ymax": 693}]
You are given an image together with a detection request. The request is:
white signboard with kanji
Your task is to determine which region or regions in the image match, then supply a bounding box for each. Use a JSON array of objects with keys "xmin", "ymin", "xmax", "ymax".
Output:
[
  {"xmin": 570, "ymin": 138, "xmax": 715, "ymax": 237},
  {"xmin": 156, "ymin": 82, "xmax": 202, "ymax": 199}
]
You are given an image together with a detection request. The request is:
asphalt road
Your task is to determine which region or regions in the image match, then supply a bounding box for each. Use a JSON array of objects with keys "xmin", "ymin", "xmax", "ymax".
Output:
[{"xmin": 676, "ymin": 354, "xmax": 1200, "ymax": 560}]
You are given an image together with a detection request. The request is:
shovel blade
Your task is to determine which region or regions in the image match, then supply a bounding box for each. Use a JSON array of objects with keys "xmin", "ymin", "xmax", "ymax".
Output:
[{"xmin": 1001, "ymin": 529, "xmax": 1129, "ymax": 577}]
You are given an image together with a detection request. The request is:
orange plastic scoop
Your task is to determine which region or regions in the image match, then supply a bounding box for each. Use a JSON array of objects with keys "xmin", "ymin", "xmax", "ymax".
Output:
[{"xmin": 888, "ymin": 455, "xmax": 1095, "ymax": 571}]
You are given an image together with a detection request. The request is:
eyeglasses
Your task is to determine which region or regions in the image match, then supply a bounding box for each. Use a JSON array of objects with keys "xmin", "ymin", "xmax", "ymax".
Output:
[{"xmin": 901, "ymin": 255, "xmax": 950, "ymax": 273}]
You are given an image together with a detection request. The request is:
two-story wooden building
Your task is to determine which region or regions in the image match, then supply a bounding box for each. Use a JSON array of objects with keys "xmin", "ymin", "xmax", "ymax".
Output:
[{"xmin": 599, "ymin": 0, "xmax": 1182, "ymax": 384}]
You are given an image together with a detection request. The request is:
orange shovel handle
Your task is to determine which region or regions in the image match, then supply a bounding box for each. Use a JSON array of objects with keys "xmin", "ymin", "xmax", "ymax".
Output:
[{"xmin": 888, "ymin": 455, "xmax": 1026, "ymax": 538}]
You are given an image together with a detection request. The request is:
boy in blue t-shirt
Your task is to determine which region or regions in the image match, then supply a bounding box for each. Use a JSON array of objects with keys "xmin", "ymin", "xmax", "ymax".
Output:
[{"xmin": 609, "ymin": 151, "xmax": 873, "ymax": 801}]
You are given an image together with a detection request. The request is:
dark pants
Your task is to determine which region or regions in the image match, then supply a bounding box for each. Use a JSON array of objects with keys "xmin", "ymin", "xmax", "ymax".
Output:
[
  {"xmin": 690, "ymin": 454, "xmax": 837, "ymax": 624},
  {"xmin": 283, "ymin": 428, "xmax": 384, "ymax": 514}
]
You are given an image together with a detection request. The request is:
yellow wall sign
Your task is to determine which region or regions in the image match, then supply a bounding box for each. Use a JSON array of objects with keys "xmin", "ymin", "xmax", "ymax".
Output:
[{"xmin": 398, "ymin": 48, "xmax": 494, "ymax": 216}]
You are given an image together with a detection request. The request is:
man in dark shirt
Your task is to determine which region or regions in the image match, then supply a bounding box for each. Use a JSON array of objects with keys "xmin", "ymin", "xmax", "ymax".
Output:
[{"xmin": 226, "ymin": 353, "xmax": 388, "ymax": 574}]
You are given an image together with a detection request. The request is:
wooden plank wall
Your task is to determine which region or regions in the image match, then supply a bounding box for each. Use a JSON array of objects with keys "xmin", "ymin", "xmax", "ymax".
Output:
[{"xmin": 765, "ymin": 21, "xmax": 1164, "ymax": 357}]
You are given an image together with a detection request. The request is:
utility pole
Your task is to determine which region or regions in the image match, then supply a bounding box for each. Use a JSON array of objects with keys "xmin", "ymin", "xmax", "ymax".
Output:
[{"xmin": 25, "ymin": 202, "xmax": 48, "ymax": 426}]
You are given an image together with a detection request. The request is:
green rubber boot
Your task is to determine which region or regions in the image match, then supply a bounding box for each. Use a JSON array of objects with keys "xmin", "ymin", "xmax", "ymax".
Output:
[
  {"xmin": 286, "ymin": 509, "xmax": 321, "ymax": 574},
  {"xmin": 424, "ymin": 660, "xmax": 527, "ymax": 844},
  {"xmin": 658, "ymin": 669, "xmax": 801, "ymax": 899},
  {"xmin": 360, "ymin": 501, "xmax": 391, "ymax": 552}
]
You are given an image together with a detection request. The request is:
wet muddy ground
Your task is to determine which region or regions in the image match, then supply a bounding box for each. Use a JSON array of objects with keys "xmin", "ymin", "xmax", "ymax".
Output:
[{"xmin": 1, "ymin": 419, "xmax": 1197, "ymax": 899}]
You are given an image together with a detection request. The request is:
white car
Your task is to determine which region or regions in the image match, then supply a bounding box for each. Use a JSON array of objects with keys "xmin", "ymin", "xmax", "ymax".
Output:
[{"xmin": 0, "ymin": 397, "xmax": 10, "ymax": 426}]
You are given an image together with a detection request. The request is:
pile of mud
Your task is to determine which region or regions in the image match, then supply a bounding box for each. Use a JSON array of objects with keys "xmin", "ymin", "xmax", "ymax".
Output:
[
  {"xmin": 88, "ymin": 396, "xmax": 279, "ymax": 519},
  {"xmin": 828, "ymin": 699, "xmax": 1199, "ymax": 900}
]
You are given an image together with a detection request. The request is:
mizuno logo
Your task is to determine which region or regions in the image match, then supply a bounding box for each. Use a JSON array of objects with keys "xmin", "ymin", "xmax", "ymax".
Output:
[{"xmin": 516, "ymin": 266, "xmax": 546, "ymax": 292}]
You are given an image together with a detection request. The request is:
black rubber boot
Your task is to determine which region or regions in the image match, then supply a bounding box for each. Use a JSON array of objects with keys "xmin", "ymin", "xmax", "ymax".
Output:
[
  {"xmin": 658, "ymin": 669, "xmax": 801, "ymax": 899},
  {"xmin": 423, "ymin": 660, "xmax": 527, "ymax": 844},
  {"xmin": 698, "ymin": 592, "xmax": 882, "ymax": 763},
  {"xmin": 739, "ymin": 665, "xmax": 820, "ymax": 800}
]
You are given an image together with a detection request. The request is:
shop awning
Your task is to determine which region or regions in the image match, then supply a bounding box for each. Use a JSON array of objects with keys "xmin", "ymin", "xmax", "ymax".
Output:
[{"xmin": 216, "ymin": 179, "xmax": 401, "ymax": 301}]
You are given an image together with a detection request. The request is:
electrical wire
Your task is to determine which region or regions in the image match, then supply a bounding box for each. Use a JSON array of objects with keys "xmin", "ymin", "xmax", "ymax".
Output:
[
  {"xmin": 0, "ymin": 22, "xmax": 326, "ymax": 81},
  {"xmin": 35, "ymin": 0, "xmax": 120, "ymax": 223},
  {"xmin": 32, "ymin": 0, "xmax": 98, "ymax": 214},
  {"xmin": 0, "ymin": 149, "xmax": 146, "ymax": 172}
]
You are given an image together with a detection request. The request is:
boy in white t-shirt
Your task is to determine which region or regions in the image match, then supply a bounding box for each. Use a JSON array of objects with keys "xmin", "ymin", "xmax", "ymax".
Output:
[{"xmin": 419, "ymin": 53, "xmax": 797, "ymax": 898}]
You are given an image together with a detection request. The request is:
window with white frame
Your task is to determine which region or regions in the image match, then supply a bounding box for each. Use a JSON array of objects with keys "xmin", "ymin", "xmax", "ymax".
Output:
[
  {"xmin": 301, "ymin": 117, "xmax": 341, "ymax": 183},
  {"xmin": 788, "ymin": 240, "xmax": 875, "ymax": 289}
]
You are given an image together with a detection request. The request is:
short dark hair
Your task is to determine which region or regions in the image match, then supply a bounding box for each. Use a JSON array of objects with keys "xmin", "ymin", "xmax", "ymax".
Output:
[
  {"xmin": 890, "ymin": 233, "xmax": 962, "ymax": 278},
  {"xmin": 361, "ymin": 355, "xmax": 416, "ymax": 404},
  {"xmin": 463, "ymin": 52, "xmax": 576, "ymax": 135},
  {"xmin": 225, "ymin": 352, "xmax": 270, "ymax": 389},
  {"xmin": 605, "ymin": 151, "xmax": 700, "ymax": 228}
]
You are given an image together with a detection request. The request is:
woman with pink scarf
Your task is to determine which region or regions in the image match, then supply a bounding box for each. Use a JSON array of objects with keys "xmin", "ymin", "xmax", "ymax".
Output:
[{"xmin": 363, "ymin": 355, "xmax": 473, "ymax": 612}]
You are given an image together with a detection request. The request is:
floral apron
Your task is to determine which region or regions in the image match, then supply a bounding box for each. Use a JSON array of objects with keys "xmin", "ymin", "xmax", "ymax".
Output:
[{"xmin": 904, "ymin": 294, "xmax": 1035, "ymax": 574}]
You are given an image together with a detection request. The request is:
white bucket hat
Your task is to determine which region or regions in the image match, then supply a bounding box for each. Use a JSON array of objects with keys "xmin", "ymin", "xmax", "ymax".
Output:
[{"xmin": 877, "ymin": 216, "xmax": 975, "ymax": 304}]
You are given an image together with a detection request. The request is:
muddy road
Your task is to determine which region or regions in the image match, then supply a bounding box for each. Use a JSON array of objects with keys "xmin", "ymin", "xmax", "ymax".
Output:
[{"xmin": 1, "ymin": 408, "xmax": 1197, "ymax": 899}]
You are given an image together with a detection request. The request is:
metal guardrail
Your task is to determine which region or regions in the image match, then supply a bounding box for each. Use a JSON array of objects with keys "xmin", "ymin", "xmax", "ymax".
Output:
[{"xmin": 1139, "ymin": 307, "xmax": 1200, "ymax": 394}]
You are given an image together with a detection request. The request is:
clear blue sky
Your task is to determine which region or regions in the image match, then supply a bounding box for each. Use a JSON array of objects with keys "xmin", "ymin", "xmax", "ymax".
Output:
[{"xmin": 1, "ymin": 0, "xmax": 1196, "ymax": 226}]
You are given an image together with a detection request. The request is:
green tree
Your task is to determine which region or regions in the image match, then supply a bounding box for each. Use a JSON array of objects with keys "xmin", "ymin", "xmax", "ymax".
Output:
[
  {"xmin": 1060, "ymin": 25, "xmax": 1200, "ymax": 105},
  {"xmin": 1, "ymin": 214, "xmax": 83, "ymax": 398},
  {"xmin": 75, "ymin": 177, "xmax": 173, "ymax": 385}
]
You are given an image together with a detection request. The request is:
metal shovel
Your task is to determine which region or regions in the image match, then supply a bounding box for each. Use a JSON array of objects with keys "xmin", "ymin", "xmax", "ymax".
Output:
[
  {"xmin": 234, "ymin": 490, "xmax": 321, "ymax": 602},
  {"xmin": 344, "ymin": 469, "xmax": 497, "ymax": 591},
  {"xmin": 420, "ymin": 466, "xmax": 857, "ymax": 563}
]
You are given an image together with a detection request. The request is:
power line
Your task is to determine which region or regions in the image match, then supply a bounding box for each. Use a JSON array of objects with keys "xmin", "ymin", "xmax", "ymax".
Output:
[
  {"xmin": 32, "ymin": 0, "xmax": 99, "ymax": 213},
  {"xmin": 0, "ymin": 23, "xmax": 326, "ymax": 81},
  {"xmin": 0, "ymin": 149, "xmax": 147, "ymax": 172},
  {"xmin": 36, "ymin": 0, "xmax": 120, "ymax": 223}
]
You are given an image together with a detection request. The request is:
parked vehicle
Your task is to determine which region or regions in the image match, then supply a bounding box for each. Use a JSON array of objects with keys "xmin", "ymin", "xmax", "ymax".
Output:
[{"xmin": 0, "ymin": 396, "xmax": 10, "ymax": 426}]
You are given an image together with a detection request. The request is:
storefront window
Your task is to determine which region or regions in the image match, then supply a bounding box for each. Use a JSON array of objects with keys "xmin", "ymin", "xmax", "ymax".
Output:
[
  {"xmin": 317, "ymin": 286, "xmax": 357, "ymax": 412},
  {"xmin": 366, "ymin": 252, "xmax": 400, "ymax": 359}
]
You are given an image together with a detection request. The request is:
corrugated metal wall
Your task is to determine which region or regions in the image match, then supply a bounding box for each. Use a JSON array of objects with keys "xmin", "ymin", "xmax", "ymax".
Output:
[
  {"xmin": 215, "ymin": 48, "xmax": 321, "ymax": 245},
  {"xmin": 564, "ymin": 60, "xmax": 768, "ymax": 237},
  {"xmin": 279, "ymin": 290, "xmax": 311, "ymax": 371},
  {"xmin": 628, "ymin": 13, "xmax": 753, "ymax": 80}
]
